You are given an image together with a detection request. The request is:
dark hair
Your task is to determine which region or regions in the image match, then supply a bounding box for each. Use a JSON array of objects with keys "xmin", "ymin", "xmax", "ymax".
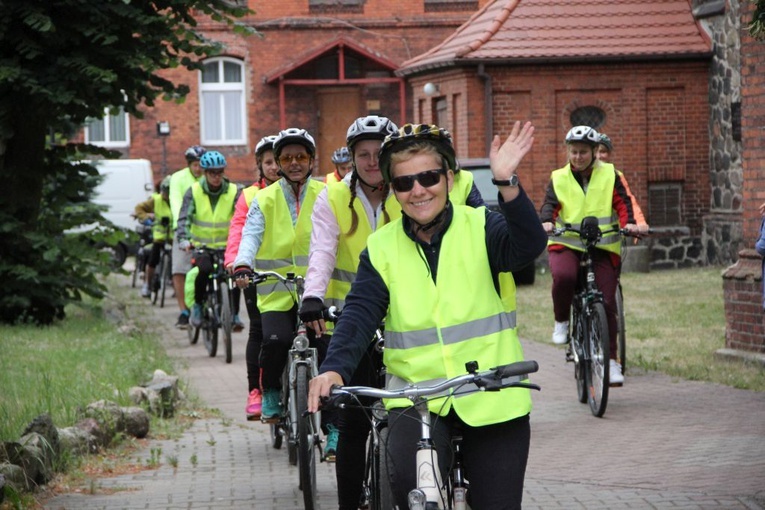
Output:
[{"xmin": 345, "ymin": 172, "xmax": 390, "ymax": 236}]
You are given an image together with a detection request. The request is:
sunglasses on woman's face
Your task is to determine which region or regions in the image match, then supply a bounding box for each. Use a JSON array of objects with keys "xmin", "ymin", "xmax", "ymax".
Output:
[{"xmin": 390, "ymin": 169, "xmax": 445, "ymax": 192}]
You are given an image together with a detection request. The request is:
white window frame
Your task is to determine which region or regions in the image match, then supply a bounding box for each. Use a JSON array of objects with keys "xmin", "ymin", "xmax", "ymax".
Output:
[
  {"xmin": 85, "ymin": 107, "xmax": 130, "ymax": 148},
  {"xmin": 199, "ymin": 57, "xmax": 247, "ymax": 146}
]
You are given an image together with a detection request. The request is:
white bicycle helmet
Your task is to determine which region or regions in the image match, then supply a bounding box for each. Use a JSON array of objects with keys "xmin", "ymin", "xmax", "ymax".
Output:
[
  {"xmin": 565, "ymin": 126, "xmax": 600, "ymax": 146},
  {"xmin": 255, "ymin": 135, "xmax": 278, "ymax": 157},
  {"xmin": 273, "ymin": 128, "xmax": 316, "ymax": 158},
  {"xmin": 346, "ymin": 116, "xmax": 398, "ymax": 150},
  {"xmin": 331, "ymin": 147, "xmax": 351, "ymax": 164}
]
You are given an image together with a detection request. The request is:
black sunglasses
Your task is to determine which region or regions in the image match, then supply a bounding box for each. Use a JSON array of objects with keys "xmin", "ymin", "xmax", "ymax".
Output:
[{"xmin": 390, "ymin": 169, "xmax": 445, "ymax": 192}]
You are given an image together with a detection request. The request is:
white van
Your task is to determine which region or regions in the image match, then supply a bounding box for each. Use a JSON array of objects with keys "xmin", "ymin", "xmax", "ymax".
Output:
[{"xmin": 92, "ymin": 159, "xmax": 155, "ymax": 230}]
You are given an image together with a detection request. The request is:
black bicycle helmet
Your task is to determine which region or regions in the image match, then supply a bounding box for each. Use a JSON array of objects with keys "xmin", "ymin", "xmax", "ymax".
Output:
[
  {"xmin": 598, "ymin": 133, "xmax": 613, "ymax": 151},
  {"xmin": 273, "ymin": 128, "xmax": 316, "ymax": 159},
  {"xmin": 565, "ymin": 126, "xmax": 600, "ymax": 146},
  {"xmin": 346, "ymin": 116, "xmax": 398, "ymax": 151},
  {"xmin": 184, "ymin": 145, "xmax": 206, "ymax": 162},
  {"xmin": 379, "ymin": 123, "xmax": 457, "ymax": 184},
  {"xmin": 255, "ymin": 135, "xmax": 278, "ymax": 158}
]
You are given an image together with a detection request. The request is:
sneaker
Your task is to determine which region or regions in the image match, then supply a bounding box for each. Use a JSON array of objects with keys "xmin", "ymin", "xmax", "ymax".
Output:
[
  {"xmin": 232, "ymin": 314, "xmax": 245, "ymax": 333},
  {"xmin": 609, "ymin": 359, "xmax": 624, "ymax": 386},
  {"xmin": 261, "ymin": 388, "xmax": 283, "ymax": 422},
  {"xmin": 140, "ymin": 283, "xmax": 151, "ymax": 298},
  {"xmin": 552, "ymin": 321, "xmax": 569, "ymax": 345},
  {"xmin": 323, "ymin": 424, "xmax": 339, "ymax": 462},
  {"xmin": 190, "ymin": 303, "xmax": 203, "ymax": 328},
  {"xmin": 175, "ymin": 310, "xmax": 190, "ymax": 330},
  {"xmin": 245, "ymin": 388, "xmax": 262, "ymax": 421}
]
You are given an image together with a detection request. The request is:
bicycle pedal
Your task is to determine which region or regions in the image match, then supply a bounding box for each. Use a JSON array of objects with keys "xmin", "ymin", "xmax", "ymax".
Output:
[
  {"xmin": 260, "ymin": 415, "xmax": 281, "ymax": 424},
  {"xmin": 609, "ymin": 381, "xmax": 624, "ymax": 388}
]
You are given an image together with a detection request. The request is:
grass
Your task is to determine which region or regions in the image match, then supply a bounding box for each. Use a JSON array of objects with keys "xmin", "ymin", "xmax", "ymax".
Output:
[{"xmin": 516, "ymin": 266, "xmax": 765, "ymax": 392}]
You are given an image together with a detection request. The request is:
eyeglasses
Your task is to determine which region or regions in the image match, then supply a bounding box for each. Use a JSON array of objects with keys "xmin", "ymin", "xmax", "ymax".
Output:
[
  {"xmin": 390, "ymin": 169, "xmax": 445, "ymax": 192},
  {"xmin": 278, "ymin": 153, "xmax": 310, "ymax": 166}
]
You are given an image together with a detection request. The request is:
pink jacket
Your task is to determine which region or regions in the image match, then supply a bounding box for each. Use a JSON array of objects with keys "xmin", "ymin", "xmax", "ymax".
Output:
[{"xmin": 224, "ymin": 183, "xmax": 260, "ymax": 268}]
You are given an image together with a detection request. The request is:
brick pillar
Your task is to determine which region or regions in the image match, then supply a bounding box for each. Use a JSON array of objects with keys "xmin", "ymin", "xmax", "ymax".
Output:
[{"xmin": 722, "ymin": 249, "xmax": 765, "ymax": 353}]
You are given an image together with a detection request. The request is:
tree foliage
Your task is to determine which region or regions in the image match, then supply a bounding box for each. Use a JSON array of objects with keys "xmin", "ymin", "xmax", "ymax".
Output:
[
  {"xmin": 750, "ymin": 0, "xmax": 765, "ymax": 40},
  {"xmin": 0, "ymin": 0, "xmax": 255, "ymax": 324}
]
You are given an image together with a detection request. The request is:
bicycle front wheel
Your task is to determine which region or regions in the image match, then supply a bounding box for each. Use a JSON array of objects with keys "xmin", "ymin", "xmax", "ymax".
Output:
[
  {"xmin": 220, "ymin": 281, "xmax": 233, "ymax": 363},
  {"xmin": 615, "ymin": 283, "xmax": 626, "ymax": 374},
  {"xmin": 131, "ymin": 250, "xmax": 143, "ymax": 288},
  {"xmin": 203, "ymin": 293, "xmax": 218, "ymax": 358},
  {"xmin": 296, "ymin": 364, "xmax": 317, "ymax": 510},
  {"xmin": 586, "ymin": 302, "xmax": 610, "ymax": 417},
  {"xmin": 571, "ymin": 305, "xmax": 587, "ymax": 404},
  {"xmin": 159, "ymin": 251, "xmax": 171, "ymax": 308}
]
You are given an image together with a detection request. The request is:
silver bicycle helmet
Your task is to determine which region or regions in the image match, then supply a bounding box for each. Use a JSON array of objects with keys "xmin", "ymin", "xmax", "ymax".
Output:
[
  {"xmin": 598, "ymin": 133, "xmax": 613, "ymax": 151},
  {"xmin": 255, "ymin": 135, "xmax": 278, "ymax": 157},
  {"xmin": 273, "ymin": 128, "xmax": 316, "ymax": 158},
  {"xmin": 184, "ymin": 145, "xmax": 206, "ymax": 161},
  {"xmin": 346, "ymin": 116, "xmax": 398, "ymax": 150},
  {"xmin": 331, "ymin": 147, "xmax": 351, "ymax": 164},
  {"xmin": 565, "ymin": 126, "xmax": 600, "ymax": 146}
]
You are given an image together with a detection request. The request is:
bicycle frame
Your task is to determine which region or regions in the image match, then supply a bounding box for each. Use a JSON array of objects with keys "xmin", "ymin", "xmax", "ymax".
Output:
[{"xmin": 327, "ymin": 360, "xmax": 540, "ymax": 510}]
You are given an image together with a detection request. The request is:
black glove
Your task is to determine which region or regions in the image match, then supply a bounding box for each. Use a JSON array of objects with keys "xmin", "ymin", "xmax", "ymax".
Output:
[
  {"xmin": 299, "ymin": 296, "xmax": 326, "ymax": 323},
  {"xmin": 233, "ymin": 266, "xmax": 254, "ymax": 282}
]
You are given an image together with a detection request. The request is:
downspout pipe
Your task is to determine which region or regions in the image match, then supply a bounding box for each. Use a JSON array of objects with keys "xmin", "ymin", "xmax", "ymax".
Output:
[{"xmin": 477, "ymin": 63, "xmax": 492, "ymax": 156}]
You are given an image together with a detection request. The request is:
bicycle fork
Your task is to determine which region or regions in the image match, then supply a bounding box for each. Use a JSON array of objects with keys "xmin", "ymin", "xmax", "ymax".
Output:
[{"xmin": 409, "ymin": 398, "xmax": 447, "ymax": 510}]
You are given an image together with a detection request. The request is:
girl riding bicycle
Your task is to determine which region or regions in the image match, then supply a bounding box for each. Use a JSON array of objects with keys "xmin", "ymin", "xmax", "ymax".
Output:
[
  {"xmin": 540, "ymin": 126, "xmax": 640, "ymax": 385},
  {"xmin": 308, "ymin": 121, "xmax": 547, "ymax": 509}
]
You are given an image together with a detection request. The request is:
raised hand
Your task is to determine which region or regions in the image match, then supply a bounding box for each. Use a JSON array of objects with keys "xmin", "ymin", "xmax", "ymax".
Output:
[{"xmin": 489, "ymin": 121, "xmax": 535, "ymax": 181}]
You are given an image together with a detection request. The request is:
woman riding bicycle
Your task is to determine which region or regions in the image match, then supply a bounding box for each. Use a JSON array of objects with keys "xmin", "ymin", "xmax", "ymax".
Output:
[
  {"xmin": 308, "ymin": 121, "xmax": 546, "ymax": 510},
  {"xmin": 134, "ymin": 176, "xmax": 173, "ymax": 298},
  {"xmin": 540, "ymin": 125, "xmax": 640, "ymax": 385},
  {"xmin": 233, "ymin": 128, "xmax": 331, "ymax": 423}
]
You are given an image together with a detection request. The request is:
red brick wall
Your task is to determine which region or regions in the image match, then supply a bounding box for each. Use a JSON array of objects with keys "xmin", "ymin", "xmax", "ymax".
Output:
[{"xmin": 410, "ymin": 61, "xmax": 711, "ymax": 227}]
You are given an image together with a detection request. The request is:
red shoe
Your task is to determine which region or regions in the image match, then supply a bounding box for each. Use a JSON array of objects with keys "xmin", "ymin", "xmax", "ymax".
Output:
[{"xmin": 246, "ymin": 389, "xmax": 262, "ymax": 421}]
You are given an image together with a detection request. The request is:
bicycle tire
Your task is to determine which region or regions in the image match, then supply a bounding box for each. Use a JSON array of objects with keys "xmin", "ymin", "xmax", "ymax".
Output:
[
  {"xmin": 131, "ymin": 250, "xmax": 143, "ymax": 288},
  {"xmin": 220, "ymin": 280, "xmax": 233, "ymax": 364},
  {"xmin": 150, "ymin": 256, "xmax": 162, "ymax": 306},
  {"xmin": 571, "ymin": 304, "xmax": 587, "ymax": 404},
  {"xmin": 586, "ymin": 301, "xmax": 610, "ymax": 417},
  {"xmin": 296, "ymin": 364, "xmax": 317, "ymax": 510},
  {"xmin": 615, "ymin": 283, "xmax": 626, "ymax": 374},
  {"xmin": 376, "ymin": 422, "xmax": 394, "ymax": 510},
  {"xmin": 270, "ymin": 422, "xmax": 283, "ymax": 449},
  {"xmin": 187, "ymin": 323, "xmax": 200, "ymax": 344},
  {"xmin": 159, "ymin": 251, "xmax": 171, "ymax": 308},
  {"xmin": 203, "ymin": 291, "xmax": 218, "ymax": 358}
]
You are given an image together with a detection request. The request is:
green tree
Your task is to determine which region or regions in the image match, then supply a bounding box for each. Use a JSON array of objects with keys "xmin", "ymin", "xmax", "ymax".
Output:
[
  {"xmin": 750, "ymin": 0, "xmax": 765, "ymax": 39},
  {"xmin": 0, "ymin": 0, "xmax": 255, "ymax": 324}
]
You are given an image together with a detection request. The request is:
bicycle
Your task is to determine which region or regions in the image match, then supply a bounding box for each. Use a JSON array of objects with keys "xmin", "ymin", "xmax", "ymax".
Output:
[
  {"xmin": 551, "ymin": 216, "xmax": 634, "ymax": 417},
  {"xmin": 323, "ymin": 359, "xmax": 540, "ymax": 510},
  {"xmin": 149, "ymin": 217, "xmax": 173, "ymax": 308},
  {"xmin": 187, "ymin": 246, "xmax": 234, "ymax": 363},
  {"xmin": 248, "ymin": 270, "xmax": 330, "ymax": 510},
  {"xmin": 131, "ymin": 220, "xmax": 153, "ymax": 288}
]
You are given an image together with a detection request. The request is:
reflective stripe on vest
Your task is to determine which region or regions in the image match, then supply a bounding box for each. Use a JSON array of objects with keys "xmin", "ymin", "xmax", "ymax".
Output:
[
  {"xmin": 548, "ymin": 162, "xmax": 621, "ymax": 255},
  {"xmin": 151, "ymin": 193, "xmax": 173, "ymax": 242},
  {"xmin": 189, "ymin": 183, "xmax": 236, "ymax": 249},
  {"xmin": 367, "ymin": 205, "xmax": 531, "ymax": 427},
  {"xmin": 255, "ymin": 180, "xmax": 324, "ymax": 312}
]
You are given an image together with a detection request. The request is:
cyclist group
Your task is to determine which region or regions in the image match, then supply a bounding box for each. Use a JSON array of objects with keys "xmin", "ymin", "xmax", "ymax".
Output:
[{"xmin": 136, "ymin": 115, "xmax": 647, "ymax": 509}]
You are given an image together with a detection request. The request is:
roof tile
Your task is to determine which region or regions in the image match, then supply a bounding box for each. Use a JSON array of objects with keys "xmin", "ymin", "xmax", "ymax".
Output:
[{"xmin": 399, "ymin": 0, "xmax": 712, "ymax": 75}]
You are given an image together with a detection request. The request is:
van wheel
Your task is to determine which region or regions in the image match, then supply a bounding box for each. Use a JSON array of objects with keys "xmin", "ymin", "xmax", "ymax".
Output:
[{"xmin": 104, "ymin": 242, "xmax": 128, "ymax": 269}]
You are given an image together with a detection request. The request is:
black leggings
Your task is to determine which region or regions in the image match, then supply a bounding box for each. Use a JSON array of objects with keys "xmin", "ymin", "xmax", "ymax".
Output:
[
  {"xmin": 385, "ymin": 409, "xmax": 530, "ymax": 510},
  {"xmin": 243, "ymin": 285, "xmax": 262, "ymax": 392},
  {"xmin": 335, "ymin": 344, "xmax": 384, "ymax": 510}
]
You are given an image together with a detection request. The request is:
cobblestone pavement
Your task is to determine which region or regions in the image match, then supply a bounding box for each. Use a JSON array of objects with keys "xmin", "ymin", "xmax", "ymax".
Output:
[{"xmin": 43, "ymin": 275, "xmax": 765, "ymax": 509}]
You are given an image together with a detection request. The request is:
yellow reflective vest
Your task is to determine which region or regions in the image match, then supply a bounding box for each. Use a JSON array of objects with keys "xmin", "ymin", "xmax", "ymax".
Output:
[
  {"xmin": 189, "ymin": 183, "xmax": 237, "ymax": 249},
  {"xmin": 325, "ymin": 183, "xmax": 401, "ymax": 311},
  {"xmin": 151, "ymin": 194, "xmax": 173, "ymax": 242},
  {"xmin": 367, "ymin": 205, "xmax": 532, "ymax": 427},
  {"xmin": 548, "ymin": 162, "xmax": 621, "ymax": 255},
  {"xmin": 256, "ymin": 180, "xmax": 325, "ymax": 312}
]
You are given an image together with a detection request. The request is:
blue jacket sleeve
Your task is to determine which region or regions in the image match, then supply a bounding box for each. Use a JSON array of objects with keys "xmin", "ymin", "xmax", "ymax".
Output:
[
  {"xmin": 756, "ymin": 219, "xmax": 765, "ymax": 257},
  {"xmin": 486, "ymin": 185, "xmax": 547, "ymax": 273}
]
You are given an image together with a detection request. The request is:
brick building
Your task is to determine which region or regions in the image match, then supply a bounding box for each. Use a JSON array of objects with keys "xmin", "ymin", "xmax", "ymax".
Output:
[{"xmin": 87, "ymin": 0, "xmax": 494, "ymax": 182}]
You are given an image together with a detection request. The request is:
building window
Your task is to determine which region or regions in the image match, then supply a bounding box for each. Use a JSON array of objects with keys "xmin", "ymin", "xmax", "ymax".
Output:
[
  {"xmin": 85, "ymin": 107, "xmax": 130, "ymax": 148},
  {"xmin": 200, "ymin": 58, "xmax": 246, "ymax": 146},
  {"xmin": 309, "ymin": 0, "xmax": 363, "ymax": 14},
  {"xmin": 648, "ymin": 183, "xmax": 683, "ymax": 226},
  {"xmin": 424, "ymin": 0, "xmax": 478, "ymax": 12},
  {"xmin": 570, "ymin": 106, "xmax": 606, "ymax": 130},
  {"xmin": 433, "ymin": 98, "xmax": 448, "ymax": 130}
]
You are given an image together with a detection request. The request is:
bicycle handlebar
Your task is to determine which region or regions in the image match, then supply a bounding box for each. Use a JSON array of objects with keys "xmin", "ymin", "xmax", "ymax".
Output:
[{"xmin": 323, "ymin": 360, "xmax": 540, "ymax": 409}]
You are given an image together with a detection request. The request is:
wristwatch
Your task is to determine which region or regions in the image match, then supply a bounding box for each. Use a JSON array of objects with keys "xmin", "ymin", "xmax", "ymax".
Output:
[{"xmin": 491, "ymin": 174, "xmax": 519, "ymax": 187}]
